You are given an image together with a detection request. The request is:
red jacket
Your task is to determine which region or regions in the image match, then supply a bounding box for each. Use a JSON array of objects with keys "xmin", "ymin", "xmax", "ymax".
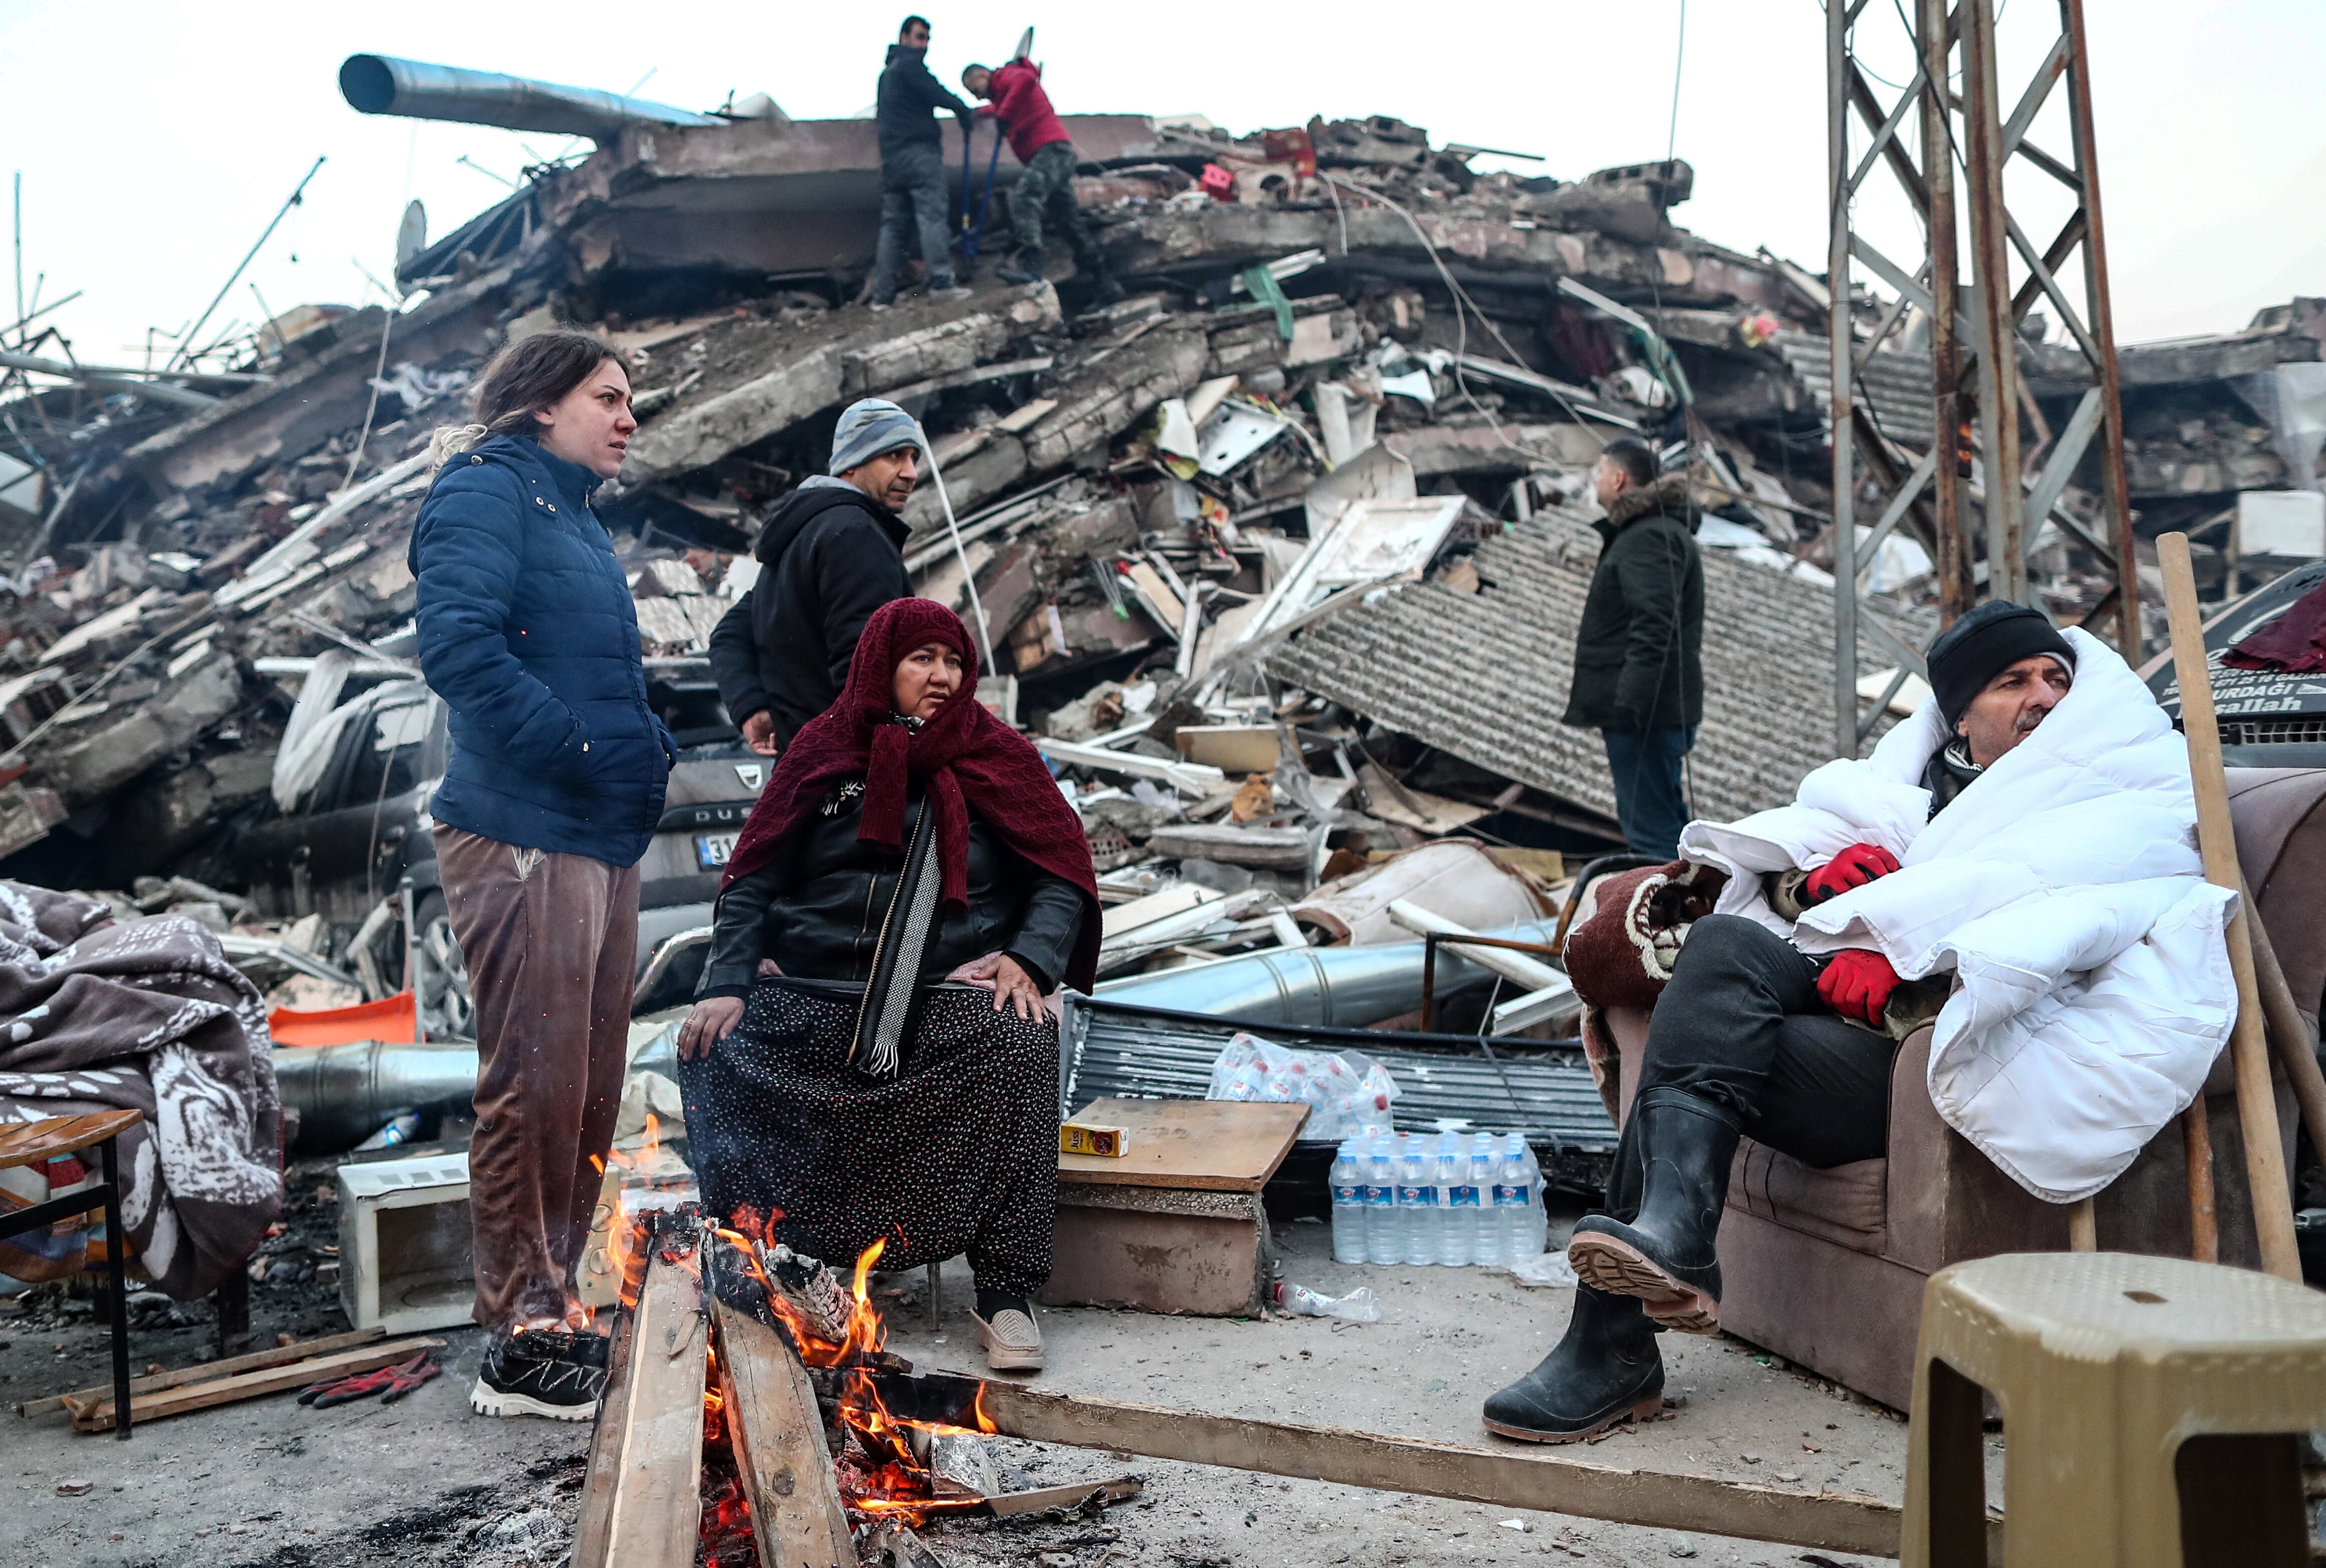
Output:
[{"xmin": 980, "ymin": 60, "xmax": 1070, "ymax": 164}]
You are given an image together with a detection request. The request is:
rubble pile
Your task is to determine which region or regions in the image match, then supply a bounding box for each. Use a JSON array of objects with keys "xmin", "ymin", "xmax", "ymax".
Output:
[{"xmin": 0, "ymin": 97, "xmax": 2315, "ymax": 991}]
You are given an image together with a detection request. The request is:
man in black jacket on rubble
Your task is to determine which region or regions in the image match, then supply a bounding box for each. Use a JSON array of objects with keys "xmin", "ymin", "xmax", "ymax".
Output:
[
  {"xmin": 707, "ymin": 399, "xmax": 921, "ymax": 754},
  {"xmin": 871, "ymin": 15, "xmax": 974, "ymax": 310},
  {"xmin": 1560, "ymin": 436, "xmax": 1704, "ymax": 859}
]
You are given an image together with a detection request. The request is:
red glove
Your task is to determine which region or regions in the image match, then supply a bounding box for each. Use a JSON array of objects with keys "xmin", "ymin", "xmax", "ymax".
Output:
[
  {"xmin": 299, "ymin": 1352, "xmax": 442, "ymax": 1409},
  {"xmin": 1803, "ymin": 843, "xmax": 1900, "ymax": 905},
  {"xmin": 1818, "ymin": 949, "xmax": 1900, "ymax": 1026}
]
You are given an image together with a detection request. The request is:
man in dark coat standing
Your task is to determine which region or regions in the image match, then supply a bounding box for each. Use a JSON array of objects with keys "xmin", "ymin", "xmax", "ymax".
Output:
[
  {"xmin": 871, "ymin": 15, "xmax": 973, "ymax": 310},
  {"xmin": 708, "ymin": 399, "xmax": 922, "ymax": 754},
  {"xmin": 1561, "ymin": 437, "xmax": 1704, "ymax": 859}
]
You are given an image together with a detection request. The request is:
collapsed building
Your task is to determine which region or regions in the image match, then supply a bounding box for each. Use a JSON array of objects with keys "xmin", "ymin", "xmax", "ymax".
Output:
[{"xmin": 0, "ymin": 57, "xmax": 2315, "ymax": 1021}]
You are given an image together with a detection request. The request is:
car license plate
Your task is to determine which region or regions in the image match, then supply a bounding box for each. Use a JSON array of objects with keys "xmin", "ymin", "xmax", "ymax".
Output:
[{"xmin": 695, "ymin": 832, "xmax": 739, "ymax": 870}]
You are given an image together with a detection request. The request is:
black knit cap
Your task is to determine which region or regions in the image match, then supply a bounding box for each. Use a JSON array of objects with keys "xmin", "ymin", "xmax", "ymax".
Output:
[{"xmin": 1926, "ymin": 600, "xmax": 2075, "ymax": 727}]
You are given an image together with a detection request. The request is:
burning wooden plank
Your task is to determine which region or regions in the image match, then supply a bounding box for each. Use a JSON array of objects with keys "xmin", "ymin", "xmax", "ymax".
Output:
[
  {"xmin": 710, "ymin": 1295, "xmax": 853, "ymax": 1568},
  {"xmin": 573, "ymin": 1210, "xmax": 707, "ymax": 1568}
]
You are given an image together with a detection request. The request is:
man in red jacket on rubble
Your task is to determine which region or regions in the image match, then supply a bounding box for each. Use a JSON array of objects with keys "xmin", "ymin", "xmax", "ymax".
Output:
[{"xmin": 960, "ymin": 58, "xmax": 1125, "ymax": 305}]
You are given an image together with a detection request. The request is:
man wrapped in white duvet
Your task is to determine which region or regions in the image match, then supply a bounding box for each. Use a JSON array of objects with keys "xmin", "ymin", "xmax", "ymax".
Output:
[{"xmin": 1482, "ymin": 601, "xmax": 2236, "ymax": 1444}]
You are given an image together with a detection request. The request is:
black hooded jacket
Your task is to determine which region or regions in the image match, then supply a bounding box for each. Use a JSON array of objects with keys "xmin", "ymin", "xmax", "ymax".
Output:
[
  {"xmin": 707, "ymin": 481, "xmax": 911, "ymax": 747},
  {"xmin": 876, "ymin": 43, "xmax": 972, "ymax": 166},
  {"xmin": 1560, "ymin": 470, "xmax": 1706, "ymax": 732}
]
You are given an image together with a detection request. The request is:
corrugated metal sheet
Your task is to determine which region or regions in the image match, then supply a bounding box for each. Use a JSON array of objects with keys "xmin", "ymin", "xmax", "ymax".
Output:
[
  {"xmin": 1059, "ymin": 995, "xmax": 1617, "ymax": 1157},
  {"xmin": 1268, "ymin": 507, "xmax": 1928, "ymax": 826},
  {"xmin": 1773, "ymin": 330, "xmax": 1939, "ymax": 452}
]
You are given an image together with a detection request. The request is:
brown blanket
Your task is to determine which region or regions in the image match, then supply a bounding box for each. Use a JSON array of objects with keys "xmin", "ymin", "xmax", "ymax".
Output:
[
  {"xmin": 1561, "ymin": 860, "xmax": 1727, "ymax": 1120},
  {"xmin": 0, "ymin": 882, "xmax": 280, "ymax": 1299}
]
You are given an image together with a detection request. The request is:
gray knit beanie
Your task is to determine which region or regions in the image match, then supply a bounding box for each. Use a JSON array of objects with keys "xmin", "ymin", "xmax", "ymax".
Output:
[{"xmin": 828, "ymin": 398, "xmax": 925, "ymax": 476}]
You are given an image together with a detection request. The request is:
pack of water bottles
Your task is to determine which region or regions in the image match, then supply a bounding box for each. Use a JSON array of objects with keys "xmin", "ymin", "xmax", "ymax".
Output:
[
  {"xmin": 1328, "ymin": 1130, "xmax": 1547, "ymax": 1269},
  {"xmin": 1205, "ymin": 1032, "xmax": 1400, "ymax": 1141}
]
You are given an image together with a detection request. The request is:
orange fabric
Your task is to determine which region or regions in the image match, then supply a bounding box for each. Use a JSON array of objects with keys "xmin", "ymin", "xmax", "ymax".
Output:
[{"xmin": 268, "ymin": 992, "xmax": 418, "ymax": 1047}]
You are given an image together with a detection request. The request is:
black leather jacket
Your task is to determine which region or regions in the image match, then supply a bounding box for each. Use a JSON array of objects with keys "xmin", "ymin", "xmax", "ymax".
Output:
[{"xmin": 697, "ymin": 780, "xmax": 1084, "ymax": 999}]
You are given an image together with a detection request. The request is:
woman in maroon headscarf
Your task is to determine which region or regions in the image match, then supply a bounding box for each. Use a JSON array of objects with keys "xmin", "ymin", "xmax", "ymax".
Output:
[{"xmin": 675, "ymin": 598, "xmax": 1097, "ymax": 1373}]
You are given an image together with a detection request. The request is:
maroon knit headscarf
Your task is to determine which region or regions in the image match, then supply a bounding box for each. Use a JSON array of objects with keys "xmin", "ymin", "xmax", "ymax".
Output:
[{"xmin": 718, "ymin": 598, "xmax": 1101, "ymax": 992}]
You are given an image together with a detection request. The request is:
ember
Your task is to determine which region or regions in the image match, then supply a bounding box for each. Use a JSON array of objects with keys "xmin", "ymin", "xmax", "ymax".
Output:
[{"xmin": 696, "ymin": 1345, "xmax": 760, "ymax": 1568}]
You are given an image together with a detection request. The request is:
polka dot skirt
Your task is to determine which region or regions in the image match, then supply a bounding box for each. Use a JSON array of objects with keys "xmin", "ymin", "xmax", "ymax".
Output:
[{"xmin": 678, "ymin": 977, "xmax": 1059, "ymax": 1296}]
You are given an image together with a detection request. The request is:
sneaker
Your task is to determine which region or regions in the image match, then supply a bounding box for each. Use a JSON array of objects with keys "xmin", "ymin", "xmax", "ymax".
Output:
[
  {"xmin": 868, "ymin": 298, "xmax": 894, "ymax": 313},
  {"xmin": 973, "ymin": 1296, "xmax": 1045, "ymax": 1373},
  {"xmin": 470, "ymin": 1328, "xmax": 609, "ymax": 1421},
  {"xmin": 928, "ymin": 285, "xmax": 974, "ymax": 301}
]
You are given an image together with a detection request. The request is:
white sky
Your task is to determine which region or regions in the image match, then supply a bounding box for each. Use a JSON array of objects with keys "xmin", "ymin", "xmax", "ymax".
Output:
[{"xmin": 3, "ymin": 0, "xmax": 2319, "ymax": 364}]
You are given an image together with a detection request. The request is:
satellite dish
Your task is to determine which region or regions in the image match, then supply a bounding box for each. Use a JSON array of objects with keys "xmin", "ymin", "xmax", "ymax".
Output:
[
  {"xmin": 1012, "ymin": 26, "xmax": 1034, "ymax": 61},
  {"xmin": 395, "ymin": 200, "xmax": 427, "ymax": 271}
]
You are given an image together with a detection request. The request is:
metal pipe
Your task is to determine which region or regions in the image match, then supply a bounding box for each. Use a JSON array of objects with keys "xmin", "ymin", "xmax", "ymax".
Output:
[
  {"xmin": 0, "ymin": 350, "xmax": 221, "ymax": 410},
  {"xmin": 272, "ymin": 1041, "xmax": 478, "ymax": 1151},
  {"xmin": 1827, "ymin": 0, "xmax": 1859, "ymax": 760},
  {"xmin": 338, "ymin": 55, "xmax": 719, "ymax": 142},
  {"xmin": 1097, "ymin": 919, "xmax": 1563, "ymax": 1030}
]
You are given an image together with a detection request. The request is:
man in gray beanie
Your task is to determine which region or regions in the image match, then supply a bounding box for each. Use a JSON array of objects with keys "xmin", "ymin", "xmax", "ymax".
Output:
[{"xmin": 709, "ymin": 400, "xmax": 927, "ymax": 752}]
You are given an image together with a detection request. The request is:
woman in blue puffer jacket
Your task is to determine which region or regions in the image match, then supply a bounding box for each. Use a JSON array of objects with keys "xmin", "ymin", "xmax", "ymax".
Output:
[{"xmin": 410, "ymin": 329, "xmax": 673, "ymax": 1421}]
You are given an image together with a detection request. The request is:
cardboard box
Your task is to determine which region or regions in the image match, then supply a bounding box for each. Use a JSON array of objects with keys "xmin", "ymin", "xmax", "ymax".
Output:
[{"xmin": 1060, "ymin": 1121, "xmax": 1130, "ymax": 1158}]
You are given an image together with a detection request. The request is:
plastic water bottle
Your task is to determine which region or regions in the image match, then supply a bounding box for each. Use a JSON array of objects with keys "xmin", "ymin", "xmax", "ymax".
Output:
[
  {"xmin": 1468, "ymin": 1133, "xmax": 1505, "ymax": 1267},
  {"xmin": 1436, "ymin": 1133, "xmax": 1474, "ymax": 1267},
  {"xmin": 1496, "ymin": 1132, "xmax": 1539, "ymax": 1262},
  {"xmin": 1398, "ymin": 1135, "xmax": 1439, "ymax": 1265},
  {"xmin": 1329, "ymin": 1141, "xmax": 1367, "ymax": 1264},
  {"xmin": 1365, "ymin": 1138, "xmax": 1403, "ymax": 1265},
  {"xmin": 1522, "ymin": 1138, "xmax": 1550, "ymax": 1259}
]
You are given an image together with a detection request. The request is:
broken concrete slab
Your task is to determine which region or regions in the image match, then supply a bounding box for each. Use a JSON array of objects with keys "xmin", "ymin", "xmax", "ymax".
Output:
[
  {"xmin": 622, "ymin": 285, "xmax": 1060, "ymax": 480},
  {"xmin": 1021, "ymin": 323, "xmax": 1211, "ymax": 474},
  {"xmin": 40, "ymin": 652, "xmax": 247, "ymax": 807},
  {"xmin": 124, "ymin": 268, "xmax": 518, "ymax": 495}
]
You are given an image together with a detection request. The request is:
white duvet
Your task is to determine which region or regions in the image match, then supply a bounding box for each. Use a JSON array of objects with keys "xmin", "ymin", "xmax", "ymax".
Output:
[{"xmin": 1677, "ymin": 628, "xmax": 2235, "ymax": 1203}]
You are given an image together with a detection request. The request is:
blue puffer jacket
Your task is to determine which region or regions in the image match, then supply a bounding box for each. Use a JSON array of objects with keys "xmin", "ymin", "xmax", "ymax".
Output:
[{"xmin": 411, "ymin": 434, "xmax": 674, "ymax": 867}]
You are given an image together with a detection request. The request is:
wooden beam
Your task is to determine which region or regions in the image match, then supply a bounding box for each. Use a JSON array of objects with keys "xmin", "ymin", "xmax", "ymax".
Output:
[
  {"xmin": 573, "ymin": 1222, "xmax": 708, "ymax": 1568},
  {"xmin": 711, "ymin": 1297, "xmax": 853, "ymax": 1568},
  {"xmin": 874, "ymin": 1374, "xmax": 1906, "ymax": 1557},
  {"xmin": 27, "ymin": 1327, "xmax": 387, "ymax": 1419},
  {"xmin": 70, "ymin": 1336, "xmax": 440, "ymax": 1431}
]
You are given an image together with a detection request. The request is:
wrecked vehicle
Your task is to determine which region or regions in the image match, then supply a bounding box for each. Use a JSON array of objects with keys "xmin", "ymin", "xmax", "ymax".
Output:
[{"xmin": 231, "ymin": 647, "xmax": 767, "ymax": 1028}]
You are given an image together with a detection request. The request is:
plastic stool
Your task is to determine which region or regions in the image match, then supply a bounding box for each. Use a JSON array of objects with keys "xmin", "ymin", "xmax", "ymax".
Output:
[{"xmin": 1903, "ymin": 1252, "xmax": 2326, "ymax": 1568}]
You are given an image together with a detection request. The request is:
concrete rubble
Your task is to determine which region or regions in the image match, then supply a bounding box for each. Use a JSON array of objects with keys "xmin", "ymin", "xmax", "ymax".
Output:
[{"xmin": 0, "ymin": 86, "xmax": 2316, "ymax": 1015}]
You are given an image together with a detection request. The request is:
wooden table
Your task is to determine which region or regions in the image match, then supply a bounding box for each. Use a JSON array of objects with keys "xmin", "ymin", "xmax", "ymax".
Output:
[
  {"xmin": 1047, "ymin": 1099, "xmax": 1310, "ymax": 1316},
  {"xmin": 0, "ymin": 1110, "xmax": 141, "ymax": 1438}
]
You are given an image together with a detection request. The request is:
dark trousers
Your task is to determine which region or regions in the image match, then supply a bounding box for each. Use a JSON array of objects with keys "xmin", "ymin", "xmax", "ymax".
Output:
[
  {"xmin": 1604, "ymin": 914, "xmax": 1895, "ymax": 1220},
  {"xmin": 873, "ymin": 142, "xmax": 956, "ymax": 299},
  {"xmin": 436, "ymin": 826, "xmax": 638, "ymax": 1332},
  {"xmin": 1007, "ymin": 140, "xmax": 1105, "ymax": 272},
  {"xmin": 1603, "ymin": 725, "xmax": 1695, "ymax": 859}
]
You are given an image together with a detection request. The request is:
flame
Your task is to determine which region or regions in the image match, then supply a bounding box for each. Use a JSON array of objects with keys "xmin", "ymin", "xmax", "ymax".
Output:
[{"xmin": 596, "ymin": 1111, "xmax": 668, "ymax": 1311}]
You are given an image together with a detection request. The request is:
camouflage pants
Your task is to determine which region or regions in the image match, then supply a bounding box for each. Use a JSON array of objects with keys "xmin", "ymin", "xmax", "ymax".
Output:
[{"xmin": 1006, "ymin": 140, "xmax": 1104, "ymax": 272}]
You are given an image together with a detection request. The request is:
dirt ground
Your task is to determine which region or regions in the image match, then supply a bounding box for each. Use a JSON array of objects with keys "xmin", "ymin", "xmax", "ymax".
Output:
[{"xmin": 0, "ymin": 1186, "xmax": 1963, "ymax": 1568}]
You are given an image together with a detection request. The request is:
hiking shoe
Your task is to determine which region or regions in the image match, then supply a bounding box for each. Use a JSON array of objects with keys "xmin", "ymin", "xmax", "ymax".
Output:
[
  {"xmin": 995, "ymin": 250, "xmax": 1045, "ymax": 286},
  {"xmin": 973, "ymin": 1298, "xmax": 1046, "ymax": 1373},
  {"xmin": 469, "ymin": 1328, "xmax": 609, "ymax": 1421}
]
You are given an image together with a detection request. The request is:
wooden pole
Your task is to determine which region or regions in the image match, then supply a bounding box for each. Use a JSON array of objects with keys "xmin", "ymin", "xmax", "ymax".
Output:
[
  {"xmin": 2242, "ymin": 876, "xmax": 2326, "ymax": 1159},
  {"xmin": 2184, "ymin": 1097, "xmax": 2219, "ymax": 1262},
  {"xmin": 2157, "ymin": 531, "xmax": 2302, "ymax": 1281},
  {"xmin": 2067, "ymin": 1199, "xmax": 2097, "ymax": 1252}
]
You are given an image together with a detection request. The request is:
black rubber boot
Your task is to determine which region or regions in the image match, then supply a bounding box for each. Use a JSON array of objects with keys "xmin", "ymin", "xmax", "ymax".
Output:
[
  {"xmin": 1481, "ymin": 1284, "xmax": 1664, "ymax": 1443},
  {"xmin": 995, "ymin": 248, "xmax": 1045, "ymax": 285},
  {"xmin": 1567, "ymin": 1086, "xmax": 1739, "ymax": 1333},
  {"xmin": 1089, "ymin": 269, "xmax": 1127, "ymax": 306}
]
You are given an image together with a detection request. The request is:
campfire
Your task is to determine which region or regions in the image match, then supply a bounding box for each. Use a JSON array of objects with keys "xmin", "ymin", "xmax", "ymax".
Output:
[{"xmin": 584, "ymin": 1120, "xmax": 1040, "ymax": 1568}]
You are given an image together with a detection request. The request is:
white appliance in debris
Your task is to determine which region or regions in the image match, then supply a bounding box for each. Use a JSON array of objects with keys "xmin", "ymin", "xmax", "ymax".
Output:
[{"xmin": 337, "ymin": 1151, "xmax": 474, "ymax": 1334}]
